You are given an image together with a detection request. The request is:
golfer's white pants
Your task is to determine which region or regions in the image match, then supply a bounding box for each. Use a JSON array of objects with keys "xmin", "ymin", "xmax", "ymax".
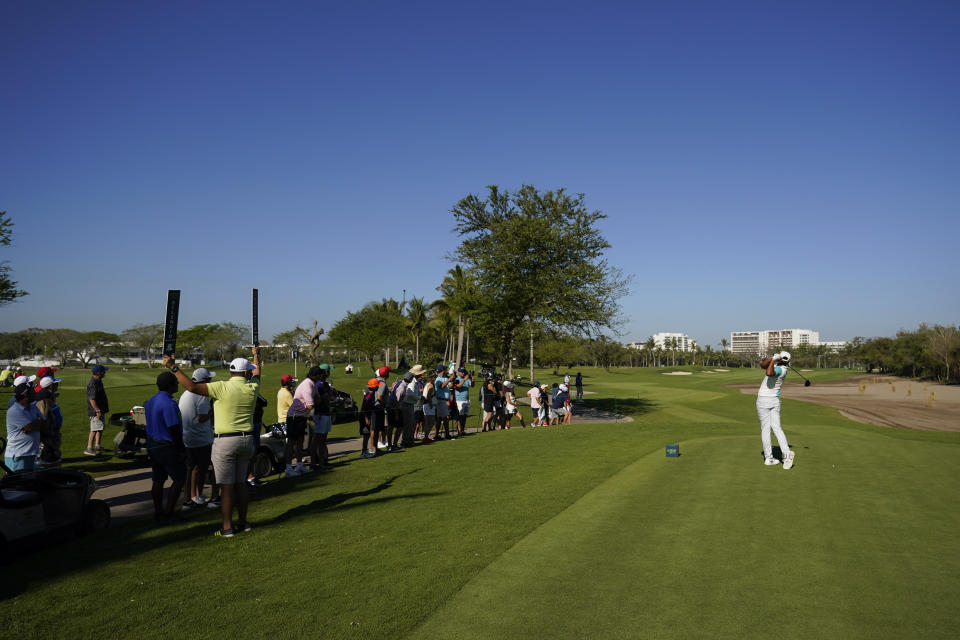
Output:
[{"xmin": 756, "ymin": 397, "xmax": 790, "ymax": 459}]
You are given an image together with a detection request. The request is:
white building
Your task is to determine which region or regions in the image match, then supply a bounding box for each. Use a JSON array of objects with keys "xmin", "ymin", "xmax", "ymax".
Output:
[
  {"xmin": 729, "ymin": 329, "xmax": 821, "ymax": 355},
  {"xmin": 628, "ymin": 333, "xmax": 697, "ymax": 351}
]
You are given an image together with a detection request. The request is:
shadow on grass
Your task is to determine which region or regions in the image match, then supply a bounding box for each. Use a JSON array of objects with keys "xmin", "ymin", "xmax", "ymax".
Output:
[
  {"xmin": 0, "ymin": 471, "xmax": 437, "ymax": 600},
  {"xmin": 576, "ymin": 396, "xmax": 658, "ymax": 418}
]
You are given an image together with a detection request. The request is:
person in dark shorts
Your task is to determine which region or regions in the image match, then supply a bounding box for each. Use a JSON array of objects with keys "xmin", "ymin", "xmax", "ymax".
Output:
[
  {"xmin": 360, "ymin": 380, "xmax": 377, "ymax": 458},
  {"xmin": 144, "ymin": 371, "xmax": 187, "ymax": 522}
]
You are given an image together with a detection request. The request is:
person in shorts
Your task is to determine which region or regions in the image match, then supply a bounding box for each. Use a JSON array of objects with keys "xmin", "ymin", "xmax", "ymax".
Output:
[
  {"xmin": 503, "ymin": 380, "xmax": 526, "ymax": 428},
  {"xmin": 277, "ymin": 374, "xmax": 296, "ymax": 426},
  {"xmin": 481, "ymin": 375, "xmax": 497, "ymax": 432},
  {"xmin": 408, "ymin": 365, "xmax": 426, "ymax": 439},
  {"xmin": 164, "ymin": 347, "xmax": 262, "ymax": 537},
  {"xmin": 527, "ymin": 382, "xmax": 542, "ymax": 426},
  {"xmin": 420, "ymin": 371, "xmax": 437, "ymax": 442},
  {"xmin": 85, "ymin": 364, "xmax": 109, "ymax": 455},
  {"xmin": 375, "ymin": 366, "xmax": 393, "ymax": 449},
  {"xmin": 286, "ymin": 366, "xmax": 322, "ymax": 476},
  {"xmin": 5, "ymin": 381, "xmax": 43, "ymax": 472},
  {"xmin": 179, "ymin": 368, "xmax": 215, "ymax": 509},
  {"xmin": 433, "ymin": 365, "xmax": 454, "ymax": 439},
  {"xmin": 145, "ymin": 371, "xmax": 187, "ymax": 522},
  {"xmin": 310, "ymin": 364, "xmax": 335, "ymax": 469},
  {"xmin": 368, "ymin": 377, "xmax": 387, "ymax": 456},
  {"xmin": 360, "ymin": 379, "xmax": 377, "ymax": 458},
  {"xmin": 452, "ymin": 368, "xmax": 472, "ymax": 437}
]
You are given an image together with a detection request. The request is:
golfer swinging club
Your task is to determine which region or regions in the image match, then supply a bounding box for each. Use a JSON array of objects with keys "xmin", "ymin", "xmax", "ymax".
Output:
[{"xmin": 757, "ymin": 351, "xmax": 795, "ymax": 469}]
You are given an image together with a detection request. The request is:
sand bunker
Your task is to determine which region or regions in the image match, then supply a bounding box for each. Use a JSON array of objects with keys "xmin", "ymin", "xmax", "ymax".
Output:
[
  {"xmin": 732, "ymin": 375, "xmax": 960, "ymax": 431},
  {"xmin": 713, "ymin": 369, "xmax": 730, "ymax": 372},
  {"xmin": 662, "ymin": 371, "xmax": 693, "ymax": 375}
]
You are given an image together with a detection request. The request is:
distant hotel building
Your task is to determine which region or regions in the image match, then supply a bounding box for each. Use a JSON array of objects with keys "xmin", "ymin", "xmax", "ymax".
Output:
[
  {"xmin": 627, "ymin": 332, "xmax": 696, "ymax": 352},
  {"xmin": 729, "ymin": 329, "xmax": 822, "ymax": 355}
]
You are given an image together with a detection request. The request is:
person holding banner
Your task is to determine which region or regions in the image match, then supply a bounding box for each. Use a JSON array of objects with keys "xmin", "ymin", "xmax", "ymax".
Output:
[{"xmin": 163, "ymin": 346, "xmax": 262, "ymax": 538}]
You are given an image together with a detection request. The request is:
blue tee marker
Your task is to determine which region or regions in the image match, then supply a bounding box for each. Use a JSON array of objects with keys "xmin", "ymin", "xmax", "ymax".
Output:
[{"xmin": 666, "ymin": 444, "xmax": 680, "ymax": 458}]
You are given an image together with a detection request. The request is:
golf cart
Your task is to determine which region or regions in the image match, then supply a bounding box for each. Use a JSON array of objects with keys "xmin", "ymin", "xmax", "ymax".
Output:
[
  {"xmin": 109, "ymin": 406, "xmax": 148, "ymax": 458},
  {"xmin": 0, "ymin": 438, "xmax": 110, "ymax": 561}
]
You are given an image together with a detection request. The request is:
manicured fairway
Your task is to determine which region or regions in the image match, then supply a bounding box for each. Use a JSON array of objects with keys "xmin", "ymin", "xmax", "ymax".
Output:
[{"xmin": 2, "ymin": 366, "xmax": 958, "ymax": 639}]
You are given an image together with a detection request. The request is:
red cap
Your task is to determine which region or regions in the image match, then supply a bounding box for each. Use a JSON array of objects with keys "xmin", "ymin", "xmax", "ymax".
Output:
[
  {"xmin": 37, "ymin": 366, "xmax": 56, "ymax": 379},
  {"xmin": 367, "ymin": 377, "xmax": 380, "ymax": 389},
  {"xmin": 280, "ymin": 374, "xmax": 294, "ymax": 385},
  {"xmin": 377, "ymin": 366, "xmax": 392, "ymax": 377}
]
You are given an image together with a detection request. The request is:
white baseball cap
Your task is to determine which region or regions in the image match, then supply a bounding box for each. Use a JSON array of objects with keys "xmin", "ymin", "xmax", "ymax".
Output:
[
  {"xmin": 191, "ymin": 367, "xmax": 217, "ymax": 382},
  {"xmin": 229, "ymin": 358, "xmax": 256, "ymax": 372},
  {"xmin": 559, "ymin": 383, "xmax": 569, "ymax": 392},
  {"xmin": 13, "ymin": 375, "xmax": 36, "ymax": 386},
  {"xmin": 779, "ymin": 351, "xmax": 791, "ymax": 363},
  {"xmin": 39, "ymin": 376, "xmax": 62, "ymax": 388}
]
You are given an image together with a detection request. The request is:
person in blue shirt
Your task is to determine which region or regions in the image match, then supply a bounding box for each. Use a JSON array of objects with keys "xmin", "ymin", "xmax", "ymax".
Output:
[
  {"xmin": 144, "ymin": 371, "xmax": 187, "ymax": 521},
  {"xmin": 452, "ymin": 368, "xmax": 472, "ymax": 437},
  {"xmin": 5, "ymin": 382, "xmax": 44, "ymax": 472},
  {"xmin": 434, "ymin": 365, "xmax": 454, "ymax": 439}
]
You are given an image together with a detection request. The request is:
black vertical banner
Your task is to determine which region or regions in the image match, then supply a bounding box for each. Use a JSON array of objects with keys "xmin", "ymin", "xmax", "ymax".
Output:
[
  {"xmin": 163, "ymin": 290, "xmax": 181, "ymax": 356},
  {"xmin": 251, "ymin": 288, "xmax": 259, "ymax": 346}
]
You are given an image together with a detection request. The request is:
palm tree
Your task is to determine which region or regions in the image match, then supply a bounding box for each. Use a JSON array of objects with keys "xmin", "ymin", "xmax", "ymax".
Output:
[
  {"xmin": 437, "ymin": 265, "xmax": 476, "ymax": 366},
  {"xmin": 405, "ymin": 297, "xmax": 428, "ymax": 362}
]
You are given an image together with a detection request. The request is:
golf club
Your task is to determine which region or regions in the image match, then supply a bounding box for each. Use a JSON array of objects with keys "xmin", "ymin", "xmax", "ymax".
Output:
[{"xmin": 787, "ymin": 366, "xmax": 811, "ymax": 386}]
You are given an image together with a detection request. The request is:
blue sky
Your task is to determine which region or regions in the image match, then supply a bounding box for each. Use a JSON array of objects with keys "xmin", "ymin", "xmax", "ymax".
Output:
[{"xmin": 1, "ymin": 0, "xmax": 957, "ymax": 347}]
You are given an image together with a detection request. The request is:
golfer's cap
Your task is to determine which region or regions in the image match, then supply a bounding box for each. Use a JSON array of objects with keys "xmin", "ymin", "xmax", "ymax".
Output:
[
  {"xmin": 435, "ymin": 364, "xmax": 446, "ymax": 373},
  {"xmin": 533, "ymin": 380, "xmax": 540, "ymax": 387},
  {"xmin": 779, "ymin": 351, "xmax": 791, "ymax": 363},
  {"xmin": 318, "ymin": 363, "xmax": 334, "ymax": 371},
  {"xmin": 559, "ymin": 384, "xmax": 569, "ymax": 392},
  {"xmin": 229, "ymin": 357, "xmax": 256, "ymax": 372},
  {"xmin": 36, "ymin": 366, "xmax": 57, "ymax": 379},
  {"xmin": 409, "ymin": 364, "xmax": 426, "ymax": 376},
  {"xmin": 367, "ymin": 377, "xmax": 380, "ymax": 389},
  {"xmin": 540, "ymin": 384, "xmax": 548, "ymax": 390},
  {"xmin": 280, "ymin": 374, "xmax": 295, "ymax": 385},
  {"xmin": 457, "ymin": 367, "xmax": 467, "ymax": 373},
  {"xmin": 403, "ymin": 371, "xmax": 414, "ymax": 382},
  {"xmin": 14, "ymin": 375, "xmax": 36, "ymax": 386},
  {"xmin": 39, "ymin": 376, "xmax": 62, "ymax": 388},
  {"xmin": 377, "ymin": 366, "xmax": 392, "ymax": 377},
  {"xmin": 92, "ymin": 364, "xmax": 109, "ymax": 374},
  {"xmin": 191, "ymin": 367, "xmax": 216, "ymax": 382},
  {"xmin": 503, "ymin": 380, "xmax": 515, "ymax": 389},
  {"xmin": 14, "ymin": 382, "xmax": 32, "ymax": 400}
]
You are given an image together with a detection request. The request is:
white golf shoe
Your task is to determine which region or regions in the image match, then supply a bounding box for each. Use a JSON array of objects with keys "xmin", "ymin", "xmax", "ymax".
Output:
[
  {"xmin": 783, "ymin": 450, "xmax": 795, "ymax": 470},
  {"xmin": 763, "ymin": 457, "xmax": 780, "ymax": 466}
]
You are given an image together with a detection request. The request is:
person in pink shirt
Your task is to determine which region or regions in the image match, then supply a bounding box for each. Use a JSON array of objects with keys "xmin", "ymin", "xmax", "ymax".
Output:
[{"xmin": 285, "ymin": 366, "xmax": 322, "ymax": 476}]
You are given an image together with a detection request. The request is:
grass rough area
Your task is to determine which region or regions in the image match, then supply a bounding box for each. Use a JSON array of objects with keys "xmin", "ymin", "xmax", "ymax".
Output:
[{"xmin": 2, "ymin": 365, "xmax": 958, "ymax": 639}]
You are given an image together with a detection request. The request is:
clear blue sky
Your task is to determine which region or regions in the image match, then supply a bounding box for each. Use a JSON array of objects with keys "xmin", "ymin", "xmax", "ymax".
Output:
[{"xmin": 2, "ymin": 0, "xmax": 958, "ymax": 347}]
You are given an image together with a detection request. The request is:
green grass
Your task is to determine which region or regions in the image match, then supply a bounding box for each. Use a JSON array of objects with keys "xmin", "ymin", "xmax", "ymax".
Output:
[{"xmin": 2, "ymin": 365, "xmax": 958, "ymax": 639}]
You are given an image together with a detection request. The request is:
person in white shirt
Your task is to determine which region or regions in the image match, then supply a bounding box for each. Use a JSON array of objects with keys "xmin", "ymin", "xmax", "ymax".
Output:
[
  {"xmin": 527, "ymin": 382, "xmax": 543, "ymax": 426},
  {"xmin": 756, "ymin": 352, "xmax": 795, "ymax": 469},
  {"xmin": 180, "ymin": 368, "xmax": 217, "ymax": 508}
]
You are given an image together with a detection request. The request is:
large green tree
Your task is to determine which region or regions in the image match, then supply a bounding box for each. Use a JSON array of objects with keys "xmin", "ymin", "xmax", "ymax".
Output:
[
  {"xmin": 451, "ymin": 185, "xmax": 630, "ymax": 380},
  {"xmin": 328, "ymin": 301, "xmax": 406, "ymax": 370},
  {"xmin": 1, "ymin": 212, "xmax": 28, "ymax": 306}
]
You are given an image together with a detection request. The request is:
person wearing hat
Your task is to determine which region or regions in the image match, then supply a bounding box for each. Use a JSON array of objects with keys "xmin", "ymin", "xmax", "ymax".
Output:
[
  {"xmin": 5, "ymin": 381, "xmax": 44, "ymax": 472},
  {"xmin": 309, "ymin": 364, "xmax": 335, "ymax": 470},
  {"xmin": 0, "ymin": 365, "xmax": 13, "ymax": 387},
  {"xmin": 551, "ymin": 383, "xmax": 571, "ymax": 425},
  {"xmin": 145, "ymin": 371, "xmax": 187, "ymax": 522},
  {"xmin": 163, "ymin": 346, "xmax": 262, "ymax": 537},
  {"xmin": 36, "ymin": 375, "xmax": 64, "ymax": 466},
  {"xmin": 433, "ymin": 364, "xmax": 455, "ymax": 439},
  {"xmin": 420, "ymin": 370, "xmax": 438, "ymax": 443},
  {"xmin": 8, "ymin": 374, "xmax": 36, "ymax": 409},
  {"xmin": 85, "ymin": 364, "xmax": 110, "ymax": 455},
  {"xmin": 452, "ymin": 367, "xmax": 473, "ymax": 437},
  {"xmin": 406, "ymin": 365, "xmax": 426, "ymax": 442},
  {"xmin": 502, "ymin": 380, "xmax": 526, "ymax": 429},
  {"xmin": 374, "ymin": 366, "xmax": 392, "ymax": 449},
  {"xmin": 757, "ymin": 352, "xmax": 795, "ymax": 469},
  {"xmin": 277, "ymin": 374, "xmax": 296, "ymax": 426},
  {"xmin": 359, "ymin": 377, "xmax": 379, "ymax": 458},
  {"xmin": 34, "ymin": 366, "xmax": 57, "ymax": 393},
  {"xmin": 396, "ymin": 370, "xmax": 420, "ymax": 447},
  {"xmin": 180, "ymin": 368, "xmax": 217, "ymax": 509},
  {"xmin": 286, "ymin": 366, "xmax": 323, "ymax": 476}
]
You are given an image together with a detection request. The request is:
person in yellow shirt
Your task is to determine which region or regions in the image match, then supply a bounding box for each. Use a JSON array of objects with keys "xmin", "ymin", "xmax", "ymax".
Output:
[
  {"xmin": 164, "ymin": 346, "xmax": 261, "ymax": 538},
  {"xmin": 277, "ymin": 374, "xmax": 296, "ymax": 425}
]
